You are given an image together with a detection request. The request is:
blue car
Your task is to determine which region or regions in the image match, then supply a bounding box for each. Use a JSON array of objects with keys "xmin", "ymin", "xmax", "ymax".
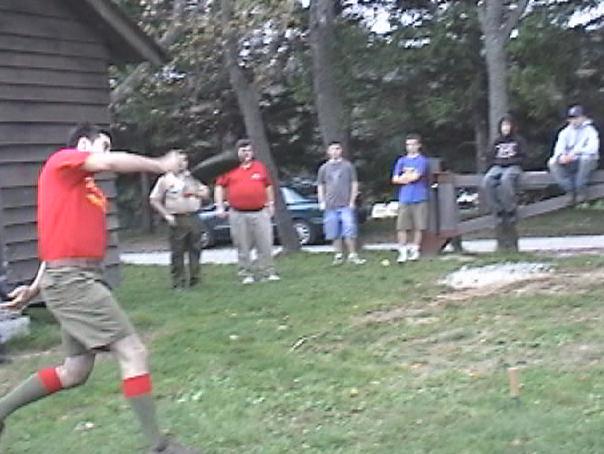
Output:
[{"xmin": 198, "ymin": 186, "xmax": 325, "ymax": 247}]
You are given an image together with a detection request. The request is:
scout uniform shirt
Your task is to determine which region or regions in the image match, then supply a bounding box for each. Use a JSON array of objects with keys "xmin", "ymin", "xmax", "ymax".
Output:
[{"xmin": 150, "ymin": 171, "xmax": 204, "ymax": 214}]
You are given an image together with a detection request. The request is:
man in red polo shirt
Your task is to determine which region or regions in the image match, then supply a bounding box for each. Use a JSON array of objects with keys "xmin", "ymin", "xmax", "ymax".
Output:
[
  {"xmin": 215, "ymin": 139, "xmax": 280, "ymax": 284},
  {"xmin": 0, "ymin": 123, "xmax": 199, "ymax": 453}
]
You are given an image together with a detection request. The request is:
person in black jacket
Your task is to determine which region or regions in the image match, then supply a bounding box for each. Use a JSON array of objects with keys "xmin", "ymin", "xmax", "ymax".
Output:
[{"xmin": 482, "ymin": 115, "xmax": 527, "ymax": 223}]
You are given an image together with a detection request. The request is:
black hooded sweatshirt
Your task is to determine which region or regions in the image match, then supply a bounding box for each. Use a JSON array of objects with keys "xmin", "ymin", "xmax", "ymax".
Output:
[{"xmin": 487, "ymin": 116, "xmax": 527, "ymax": 168}]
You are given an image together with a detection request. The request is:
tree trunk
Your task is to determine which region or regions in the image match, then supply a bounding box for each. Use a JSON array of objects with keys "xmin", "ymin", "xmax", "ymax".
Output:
[
  {"xmin": 484, "ymin": 37, "xmax": 508, "ymax": 144},
  {"xmin": 140, "ymin": 173, "xmax": 154, "ymax": 233},
  {"xmin": 472, "ymin": 101, "xmax": 488, "ymax": 174},
  {"xmin": 478, "ymin": 0, "xmax": 529, "ymax": 144},
  {"xmin": 473, "ymin": 102, "xmax": 490, "ymax": 214},
  {"xmin": 309, "ymin": 0, "xmax": 350, "ymax": 155},
  {"xmin": 220, "ymin": 0, "xmax": 300, "ymax": 253},
  {"xmin": 480, "ymin": 1, "xmax": 509, "ymax": 144}
]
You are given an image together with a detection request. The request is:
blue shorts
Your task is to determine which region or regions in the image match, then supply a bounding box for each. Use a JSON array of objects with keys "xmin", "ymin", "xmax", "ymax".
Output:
[{"xmin": 323, "ymin": 207, "xmax": 358, "ymax": 240}]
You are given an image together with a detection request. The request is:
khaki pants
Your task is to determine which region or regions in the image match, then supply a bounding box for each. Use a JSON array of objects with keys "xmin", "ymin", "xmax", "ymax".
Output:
[
  {"xmin": 229, "ymin": 208, "xmax": 275, "ymax": 278},
  {"xmin": 41, "ymin": 266, "xmax": 135, "ymax": 356},
  {"xmin": 169, "ymin": 213, "xmax": 203, "ymax": 288}
]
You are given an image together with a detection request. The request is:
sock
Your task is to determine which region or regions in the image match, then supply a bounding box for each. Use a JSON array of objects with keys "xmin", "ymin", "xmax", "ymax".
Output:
[
  {"xmin": 0, "ymin": 368, "xmax": 63, "ymax": 421},
  {"xmin": 123, "ymin": 374, "xmax": 163, "ymax": 448}
]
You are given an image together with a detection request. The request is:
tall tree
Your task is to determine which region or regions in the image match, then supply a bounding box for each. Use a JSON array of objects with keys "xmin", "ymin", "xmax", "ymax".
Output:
[
  {"xmin": 478, "ymin": 0, "xmax": 529, "ymax": 144},
  {"xmin": 220, "ymin": 0, "xmax": 300, "ymax": 252},
  {"xmin": 309, "ymin": 0, "xmax": 350, "ymax": 154}
]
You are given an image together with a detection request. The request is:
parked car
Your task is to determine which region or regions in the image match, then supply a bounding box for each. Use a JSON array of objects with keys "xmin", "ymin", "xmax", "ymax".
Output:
[
  {"xmin": 198, "ymin": 186, "xmax": 326, "ymax": 248},
  {"xmin": 456, "ymin": 188, "xmax": 479, "ymax": 210}
]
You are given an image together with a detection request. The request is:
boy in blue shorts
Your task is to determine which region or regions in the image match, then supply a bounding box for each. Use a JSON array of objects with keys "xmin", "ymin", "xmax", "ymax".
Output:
[{"xmin": 317, "ymin": 142, "xmax": 366, "ymax": 265}]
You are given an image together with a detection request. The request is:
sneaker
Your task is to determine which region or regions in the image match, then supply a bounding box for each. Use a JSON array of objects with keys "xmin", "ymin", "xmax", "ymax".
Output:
[
  {"xmin": 408, "ymin": 246, "xmax": 420, "ymax": 261},
  {"xmin": 241, "ymin": 276, "xmax": 255, "ymax": 285},
  {"xmin": 575, "ymin": 190, "xmax": 587, "ymax": 205},
  {"xmin": 264, "ymin": 273, "xmax": 281, "ymax": 282},
  {"xmin": 150, "ymin": 437, "xmax": 202, "ymax": 453},
  {"xmin": 332, "ymin": 253, "xmax": 344, "ymax": 266},
  {"xmin": 347, "ymin": 254, "xmax": 366, "ymax": 265},
  {"xmin": 570, "ymin": 190, "xmax": 577, "ymax": 206},
  {"xmin": 396, "ymin": 248, "xmax": 408, "ymax": 264}
]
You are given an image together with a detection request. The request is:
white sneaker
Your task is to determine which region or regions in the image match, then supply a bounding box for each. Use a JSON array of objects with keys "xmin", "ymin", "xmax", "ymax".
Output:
[
  {"xmin": 242, "ymin": 276, "xmax": 255, "ymax": 285},
  {"xmin": 265, "ymin": 273, "xmax": 281, "ymax": 282},
  {"xmin": 408, "ymin": 245, "xmax": 420, "ymax": 261},
  {"xmin": 397, "ymin": 248, "xmax": 408, "ymax": 263},
  {"xmin": 347, "ymin": 253, "xmax": 366, "ymax": 265},
  {"xmin": 332, "ymin": 253, "xmax": 344, "ymax": 266}
]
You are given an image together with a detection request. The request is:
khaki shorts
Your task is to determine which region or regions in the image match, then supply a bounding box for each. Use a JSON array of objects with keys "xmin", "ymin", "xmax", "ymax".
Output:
[
  {"xmin": 396, "ymin": 202, "xmax": 428, "ymax": 231},
  {"xmin": 41, "ymin": 267, "xmax": 135, "ymax": 357}
]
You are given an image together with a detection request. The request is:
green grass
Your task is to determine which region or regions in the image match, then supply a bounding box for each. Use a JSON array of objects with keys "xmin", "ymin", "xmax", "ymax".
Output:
[{"xmin": 2, "ymin": 252, "xmax": 604, "ymax": 453}]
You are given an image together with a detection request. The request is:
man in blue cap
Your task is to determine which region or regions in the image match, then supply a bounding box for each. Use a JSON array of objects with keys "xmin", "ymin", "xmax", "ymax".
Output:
[{"xmin": 548, "ymin": 105, "xmax": 600, "ymax": 204}]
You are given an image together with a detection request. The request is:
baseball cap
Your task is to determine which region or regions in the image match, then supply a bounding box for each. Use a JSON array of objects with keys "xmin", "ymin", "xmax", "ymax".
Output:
[{"xmin": 567, "ymin": 105, "xmax": 585, "ymax": 118}]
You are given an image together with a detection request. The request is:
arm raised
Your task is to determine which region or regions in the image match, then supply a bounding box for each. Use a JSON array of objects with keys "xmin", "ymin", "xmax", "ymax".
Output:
[{"xmin": 84, "ymin": 151, "xmax": 184, "ymax": 174}]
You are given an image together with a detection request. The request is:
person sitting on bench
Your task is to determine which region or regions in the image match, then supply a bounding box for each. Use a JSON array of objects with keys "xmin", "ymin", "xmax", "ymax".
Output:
[
  {"xmin": 548, "ymin": 104, "xmax": 600, "ymax": 204},
  {"xmin": 482, "ymin": 114, "xmax": 527, "ymax": 224}
]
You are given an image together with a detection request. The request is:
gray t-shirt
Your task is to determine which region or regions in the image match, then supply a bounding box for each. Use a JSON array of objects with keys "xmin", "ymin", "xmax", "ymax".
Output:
[{"xmin": 317, "ymin": 159, "xmax": 357, "ymax": 209}]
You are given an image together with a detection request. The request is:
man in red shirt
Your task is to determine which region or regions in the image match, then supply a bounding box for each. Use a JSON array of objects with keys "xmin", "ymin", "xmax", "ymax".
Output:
[
  {"xmin": 215, "ymin": 139, "xmax": 280, "ymax": 284},
  {"xmin": 0, "ymin": 123, "xmax": 199, "ymax": 453}
]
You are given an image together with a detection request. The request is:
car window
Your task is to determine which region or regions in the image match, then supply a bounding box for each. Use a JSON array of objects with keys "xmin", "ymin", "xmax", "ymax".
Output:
[{"xmin": 281, "ymin": 187, "xmax": 308, "ymax": 204}]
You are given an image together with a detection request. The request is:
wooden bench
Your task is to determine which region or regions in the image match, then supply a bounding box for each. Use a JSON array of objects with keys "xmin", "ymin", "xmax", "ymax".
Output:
[{"xmin": 421, "ymin": 169, "xmax": 604, "ymax": 254}]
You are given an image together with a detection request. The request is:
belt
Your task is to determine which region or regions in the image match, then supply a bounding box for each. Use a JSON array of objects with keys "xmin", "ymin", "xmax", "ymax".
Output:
[
  {"xmin": 172, "ymin": 212, "xmax": 197, "ymax": 216},
  {"xmin": 232, "ymin": 207, "xmax": 265, "ymax": 212},
  {"xmin": 46, "ymin": 258, "xmax": 103, "ymax": 269}
]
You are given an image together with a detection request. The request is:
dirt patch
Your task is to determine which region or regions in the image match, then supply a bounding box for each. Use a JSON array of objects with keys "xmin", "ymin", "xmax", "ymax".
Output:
[{"xmin": 355, "ymin": 267, "xmax": 604, "ymax": 378}]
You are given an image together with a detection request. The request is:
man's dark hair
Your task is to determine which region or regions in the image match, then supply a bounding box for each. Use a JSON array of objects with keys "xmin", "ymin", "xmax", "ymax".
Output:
[
  {"xmin": 328, "ymin": 140, "xmax": 342, "ymax": 147},
  {"xmin": 66, "ymin": 123, "xmax": 104, "ymax": 148},
  {"xmin": 406, "ymin": 133, "xmax": 422, "ymax": 143},
  {"xmin": 235, "ymin": 139, "xmax": 252, "ymax": 150}
]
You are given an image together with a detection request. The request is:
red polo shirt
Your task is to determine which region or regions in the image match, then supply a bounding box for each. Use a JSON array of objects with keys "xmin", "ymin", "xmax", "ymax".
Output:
[
  {"xmin": 216, "ymin": 160, "xmax": 271, "ymax": 210},
  {"xmin": 37, "ymin": 148, "xmax": 107, "ymax": 260}
]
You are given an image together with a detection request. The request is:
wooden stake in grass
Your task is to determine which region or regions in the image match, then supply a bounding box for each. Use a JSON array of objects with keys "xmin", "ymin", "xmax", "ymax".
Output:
[{"xmin": 507, "ymin": 367, "xmax": 521, "ymax": 398}]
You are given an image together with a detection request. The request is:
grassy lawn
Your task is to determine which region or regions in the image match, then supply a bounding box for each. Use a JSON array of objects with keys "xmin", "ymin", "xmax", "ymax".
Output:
[{"xmin": 2, "ymin": 252, "xmax": 604, "ymax": 453}]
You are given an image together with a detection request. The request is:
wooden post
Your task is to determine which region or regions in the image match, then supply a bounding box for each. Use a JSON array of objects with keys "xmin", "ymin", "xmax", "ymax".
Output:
[
  {"xmin": 507, "ymin": 367, "xmax": 521, "ymax": 398},
  {"xmin": 496, "ymin": 220, "xmax": 518, "ymax": 252},
  {"xmin": 421, "ymin": 159, "xmax": 449, "ymax": 255}
]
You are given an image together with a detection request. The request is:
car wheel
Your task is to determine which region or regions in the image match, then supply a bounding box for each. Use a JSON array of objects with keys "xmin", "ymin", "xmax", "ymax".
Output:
[
  {"xmin": 199, "ymin": 224, "xmax": 214, "ymax": 249},
  {"xmin": 292, "ymin": 219, "xmax": 315, "ymax": 245}
]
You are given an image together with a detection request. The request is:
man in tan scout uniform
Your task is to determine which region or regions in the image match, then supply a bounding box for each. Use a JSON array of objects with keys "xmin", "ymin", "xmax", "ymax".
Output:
[
  {"xmin": 0, "ymin": 123, "xmax": 199, "ymax": 453},
  {"xmin": 150, "ymin": 153, "xmax": 209, "ymax": 289}
]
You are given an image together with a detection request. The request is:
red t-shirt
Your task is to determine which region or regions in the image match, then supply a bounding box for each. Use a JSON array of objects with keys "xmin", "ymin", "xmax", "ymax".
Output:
[
  {"xmin": 216, "ymin": 160, "xmax": 271, "ymax": 210},
  {"xmin": 37, "ymin": 149, "xmax": 107, "ymax": 260}
]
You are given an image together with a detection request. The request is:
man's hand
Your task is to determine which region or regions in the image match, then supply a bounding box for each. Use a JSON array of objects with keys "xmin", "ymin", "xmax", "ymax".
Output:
[
  {"xmin": 216, "ymin": 205, "xmax": 228, "ymax": 219},
  {"xmin": 559, "ymin": 153, "xmax": 576, "ymax": 165},
  {"xmin": 158, "ymin": 151, "xmax": 186, "ymax": 174},
  {"xmin": 165, "ymin": 214, "xmax": 176, "ymax": 226},
  {"xmin": 267, "ymin": 203, "xmax": 275, "ymax": 217},
  {"xmin": 319, "ymin": 201, "xmax": 326, "ymax": 211},
  {"xmin": 0, "ymin": 285, "xmax": 36, "ymax": 312}
]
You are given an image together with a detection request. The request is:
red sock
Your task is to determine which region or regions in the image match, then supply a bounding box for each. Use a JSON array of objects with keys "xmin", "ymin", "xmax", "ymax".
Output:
[
  {"xmin": 37, "ymin": 368, "xmax": 63, "ymax": 393},
  {"xmin": 122, "ymin": 374, "xmax": 153, "ymax": 398}
]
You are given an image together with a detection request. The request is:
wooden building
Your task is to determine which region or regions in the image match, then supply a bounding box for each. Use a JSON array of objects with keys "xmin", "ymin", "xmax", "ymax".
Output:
[{"xmin": 0, "ymin": 0, "xmax": 165, "ymax": 287}]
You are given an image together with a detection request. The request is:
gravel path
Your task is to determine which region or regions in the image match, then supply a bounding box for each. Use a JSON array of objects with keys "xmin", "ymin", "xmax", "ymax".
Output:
[{"xmin": 120, "ymin": 234, "xmax": 604, "ymax": 265}]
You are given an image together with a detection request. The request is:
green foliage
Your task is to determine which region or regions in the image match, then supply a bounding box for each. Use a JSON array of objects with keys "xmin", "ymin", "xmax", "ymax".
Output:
[{"xmin": 110, "ymin": 1, "xmax": 603, "ymax": 216}]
